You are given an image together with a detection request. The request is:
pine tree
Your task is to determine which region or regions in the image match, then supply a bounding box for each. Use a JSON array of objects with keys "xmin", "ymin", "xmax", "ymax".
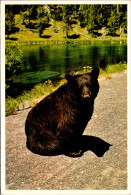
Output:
[
  {"xmin": 61, "ymin": 5, "xmax": 75, "ymax": 38},
  {"xmin": 36, "ymin": 5, "xmax": 51, "ymax": 37},
  {"xmin": 5, "ymin": 5, "xmax": 16, "ymax": 38}
]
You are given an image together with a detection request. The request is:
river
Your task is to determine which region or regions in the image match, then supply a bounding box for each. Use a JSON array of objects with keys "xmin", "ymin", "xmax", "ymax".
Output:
[{"xmin": 8, "ymin": 43, "xmax": 127, "ymax": 97}]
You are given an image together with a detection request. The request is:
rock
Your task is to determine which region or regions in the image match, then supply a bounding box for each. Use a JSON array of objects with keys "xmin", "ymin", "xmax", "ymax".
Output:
[
  {"xmin": 17, "ymin": 96, "xmax": 44, "ymax": 111},
  {"xmin": 18, "ymin": 101, "xmax": 31, "ymax": 111},
  {"xmin": 23, "ymin": 101, "xmax": 31, "ymax": 109}
]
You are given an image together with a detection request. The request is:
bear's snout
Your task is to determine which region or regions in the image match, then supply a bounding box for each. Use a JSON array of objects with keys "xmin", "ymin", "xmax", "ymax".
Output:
[{"xmin": 82, "ymin": 86, "xmax": 92, "ymax": 98}]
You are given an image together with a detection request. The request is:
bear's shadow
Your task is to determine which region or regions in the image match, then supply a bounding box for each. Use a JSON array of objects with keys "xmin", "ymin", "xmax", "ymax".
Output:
[
  {"xmin": 79, "ymin": 135, "xmax": 112, "ymax": 157},
  {"xmin": 38, "ymin": 135, "xmax": 112, "ymax": 158}
]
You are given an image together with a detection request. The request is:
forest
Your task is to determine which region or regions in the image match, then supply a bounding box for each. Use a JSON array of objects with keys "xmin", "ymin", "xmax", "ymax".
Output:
[{"xmin": 5, "ymin": 4, "xmax": 127, "ymax": 39}]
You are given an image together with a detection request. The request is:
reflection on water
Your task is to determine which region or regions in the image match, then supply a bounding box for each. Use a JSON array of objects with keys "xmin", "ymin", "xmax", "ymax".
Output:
[
  {"xmin": 21, "ymin": 43, "xmax": 127, "ymax": 74},
  {"xmin": 8, "ymin": 43, "xmax": 127, "ymax": 97}
]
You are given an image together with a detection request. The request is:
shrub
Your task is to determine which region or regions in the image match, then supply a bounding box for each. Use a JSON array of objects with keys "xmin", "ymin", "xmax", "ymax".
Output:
[{"xmin": 5, "ymin": 44, "xmax": 22, "ymax": 89}]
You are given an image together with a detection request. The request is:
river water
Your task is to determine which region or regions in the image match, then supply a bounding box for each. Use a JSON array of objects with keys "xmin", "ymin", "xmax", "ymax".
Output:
[{"xmin": 8, "ymin": 43, "xmax": 127, "ymax": 97}]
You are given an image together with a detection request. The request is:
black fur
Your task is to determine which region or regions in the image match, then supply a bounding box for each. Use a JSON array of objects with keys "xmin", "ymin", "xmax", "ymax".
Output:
[{"xmin": 25, "ymin": 67, "xmax": 100, "ymax": 157}]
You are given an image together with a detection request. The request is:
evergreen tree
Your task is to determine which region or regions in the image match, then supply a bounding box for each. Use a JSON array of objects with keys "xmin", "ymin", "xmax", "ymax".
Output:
[
  {"xmin": 78, "ymin": 5, "xmax": 101, "ymax": 34},
  {"xmin": 5, "ymin": 5, "xmax": 16, "ymax": 38},
  {"xmin": 36, "ymin": 5, "xmax": 51, "ymax": 37},
  {"xmin": 107, "ymin": 5, "xmax": 118, "ymax": 35},
  {"xmin": 50, "ymin": 5, "xmax": 63, "ymax": 21},
  {"xmin": 119, "ymin": 5, "xmax": 127, "ymax": 33},
  {"xmin": 22, "ymin": 5, "xmax": 38, "ymax": 28},
  {"xmin": 61, "ymin": 5, "xmax": 75, "ymax": 38}
]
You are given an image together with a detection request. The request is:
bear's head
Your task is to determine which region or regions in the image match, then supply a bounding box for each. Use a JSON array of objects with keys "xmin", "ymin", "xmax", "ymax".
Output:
[{"xmin": 65, "ymin": 67, "xmax": 99, "ymax": 100}]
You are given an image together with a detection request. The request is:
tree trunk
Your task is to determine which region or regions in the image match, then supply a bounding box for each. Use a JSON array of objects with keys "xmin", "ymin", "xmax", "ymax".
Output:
[
  {"xmin": 100, "ymin": 4, "xmax": 103, "ymax": 19},
  {"xmin": 117, "ymin": 4, "xmax": 119, "ymax": 13},
  {"xmin": 120, "ymin": 24, "xmax": 122, "ymax": 40},
  {"xmin": 66, "ymin": 24, "xmax": 69, "ymax": 38},
  {"xmin": 28, "ymin": 6, "xmax": 31, "ymax": 27}
]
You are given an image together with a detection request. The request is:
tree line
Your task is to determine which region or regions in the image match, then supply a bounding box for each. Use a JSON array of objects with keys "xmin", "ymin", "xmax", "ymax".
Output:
[{"xmin": 5, "ymin": 4, "xmax": 127, "ymax": 38}]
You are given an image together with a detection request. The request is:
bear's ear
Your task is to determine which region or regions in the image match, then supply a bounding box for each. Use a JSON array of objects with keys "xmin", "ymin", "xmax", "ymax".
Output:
[
  {"xmin": 65, "ymin": 74, "xmax": 74, "ymax": 83},
  {"xmin": 91, "ymin": 67, "xmax": 99, "ymax": 78},
  {"xmin": 65, "ymin": 74, "xmax": 78, "ymax": 88}
]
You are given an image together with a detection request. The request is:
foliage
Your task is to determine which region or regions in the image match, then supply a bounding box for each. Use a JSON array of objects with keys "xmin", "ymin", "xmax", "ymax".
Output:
[
  {"xmin": 15, "ymin": 14, "xmax": 24, "ymax": 27},
  {"xmin": 5, "ymin": 45, "xmax": 23, "ymax": 89},
  {"xmin": 78, "ymin": 5, "xmax": 101, "ymax": 33},
  {"xmin": 35, "ymin": 5, "xmax": 50, "ymax": 37},
  {"xmin": 61, "ymin": 5, "xmax": 76, "ymax": 38},
  {"xmin": 107, "ymin": 10, "xmax": 120, "ymax": 35},
  {"xmin": 5, "ymin": 5, "xmax": 16, "ymax": 37},
  {"xmin": 5, "ymin": 4, "xmax": 127, "ymax": 38},
  {"xmin": 50, "ymin": 5, "xmax": 63, "ymax": 21},
  {"xmin": 107, "ymin": 5, "xmax": 127, "ymax": 35}
]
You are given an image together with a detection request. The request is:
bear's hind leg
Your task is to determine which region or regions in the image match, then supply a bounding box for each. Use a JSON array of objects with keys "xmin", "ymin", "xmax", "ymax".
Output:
[
  {"xmin": 26, "ymin": 134, "xmax": 61, "ymax": 156},
  {"xmin": 26, "ymin": 135, "xmax": 45, "ymax": 155}
]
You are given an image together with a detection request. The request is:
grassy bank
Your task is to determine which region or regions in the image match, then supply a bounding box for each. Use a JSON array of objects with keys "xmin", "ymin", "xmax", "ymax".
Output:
[
  {"xmin": 5, "ymin": 63, "xmax": 127, "ymax": 116},
  {"xmin": 5, "ymin": 38, "xmax": 127, "ymax": 46}
]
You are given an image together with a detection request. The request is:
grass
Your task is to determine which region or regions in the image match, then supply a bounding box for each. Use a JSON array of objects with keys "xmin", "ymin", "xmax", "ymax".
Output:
[
  {"xmin": 6, "ymin": 80, "xmax": 64, "ymax": 116},
  {"xmin": 99, "ymin": 62, "xmax": 127, "ymax": 76},
  {"xmin": 5, "ymin": 21, "xmax": 127, "ymax": 46},
  {"xmin": 5, "ymin": 63, "xmax": 127, "ymax": 116}
]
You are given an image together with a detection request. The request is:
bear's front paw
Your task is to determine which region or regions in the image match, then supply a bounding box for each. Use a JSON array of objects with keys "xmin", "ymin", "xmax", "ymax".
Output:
[{"xmin": 65, "ymin": 150, "xmax": 84, "ymax": 157}]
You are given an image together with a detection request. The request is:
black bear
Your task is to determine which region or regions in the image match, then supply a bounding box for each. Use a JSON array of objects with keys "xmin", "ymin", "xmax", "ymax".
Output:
[{"xmin": 25, "ymin": 67, "xmax": 100, "ymax": 157}]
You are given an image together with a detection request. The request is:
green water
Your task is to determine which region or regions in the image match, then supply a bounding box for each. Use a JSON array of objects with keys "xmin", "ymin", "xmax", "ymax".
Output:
[{"xmin": 8, "ymin": 43, "xmax": 127, "ymax": 97}]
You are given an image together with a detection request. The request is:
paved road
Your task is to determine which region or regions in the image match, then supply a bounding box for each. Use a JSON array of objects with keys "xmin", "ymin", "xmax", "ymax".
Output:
[{"xmin": 5, "ymin": 71, "xmax": 127, "ymax": 191}]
